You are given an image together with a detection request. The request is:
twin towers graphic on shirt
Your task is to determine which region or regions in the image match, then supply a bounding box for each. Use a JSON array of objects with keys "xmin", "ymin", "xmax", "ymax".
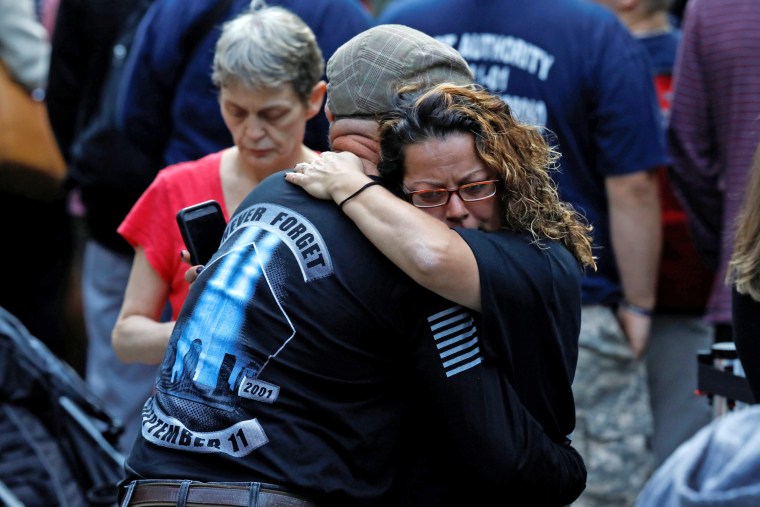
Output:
[{"xmin": 156, "ymin": 202, "xmax": 333, "ymax": 412}]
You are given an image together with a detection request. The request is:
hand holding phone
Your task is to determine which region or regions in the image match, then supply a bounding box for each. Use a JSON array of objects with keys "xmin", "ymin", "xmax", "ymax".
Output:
[{"xmin": 176, "ymin": 200, "xmax": 227, "ymax": 266}]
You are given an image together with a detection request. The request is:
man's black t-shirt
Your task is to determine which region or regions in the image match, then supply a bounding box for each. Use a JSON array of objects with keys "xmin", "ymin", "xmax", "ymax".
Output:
[
  {"xmin": 124, "ymin": 172, "xmax": 586, "ymax": 505},
  {"xmin": 125, "ymin": 172, "xmax": 432, "ymax": 504}
]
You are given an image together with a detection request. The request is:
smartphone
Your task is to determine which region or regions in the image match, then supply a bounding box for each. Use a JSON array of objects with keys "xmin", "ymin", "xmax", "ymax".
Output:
[{"xmin": 176, "ymin": 200, "xmax": 227, "ymax": 266}]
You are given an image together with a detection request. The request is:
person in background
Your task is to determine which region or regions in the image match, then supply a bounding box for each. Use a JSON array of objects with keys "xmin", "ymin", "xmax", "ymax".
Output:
[
  {"xmin": 111, "ymin": 2, "xmax": 325, "ymax": 447},
  {"xmin": 378, "ymin": 1, "xmax": 666, "ymax": 505},
  {"xmin": 118, "ymin": 25, "xmax": 587, "ymax": 507},
  {"xmin": 287, "ymin": 81, "xmax": 596, "ymax": 505},
  {"xmin": 0, "ymin": 0, "xmax": 72, "ymax": 363},
  {"xmin": 668, "ymin": 0, "xmax": 760, "ymax": 345},
  {"xmin": 727, "ymin": 140, "xmax": 760, "ymax": 403},
  {"xmin": 592, "ymin": 0, "xmax": 713, "ymax": 468}
]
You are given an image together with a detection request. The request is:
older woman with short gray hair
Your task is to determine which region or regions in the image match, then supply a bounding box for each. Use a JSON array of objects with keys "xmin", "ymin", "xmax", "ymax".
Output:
[{"xmin": 113, "ymin": 0, "xmax": 326, "ymax": 369}]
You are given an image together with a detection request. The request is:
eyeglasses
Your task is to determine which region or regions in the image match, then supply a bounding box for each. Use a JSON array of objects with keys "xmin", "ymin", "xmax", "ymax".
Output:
[{"xmin": 404, "ymin": 179, "xmax": 501, "ymax": 208}]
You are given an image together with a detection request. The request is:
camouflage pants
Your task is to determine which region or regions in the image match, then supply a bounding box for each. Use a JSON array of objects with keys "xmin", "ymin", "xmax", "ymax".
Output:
[{"xmin": 571, "ymin": 305, "xmax": 654, "ymax": 507}]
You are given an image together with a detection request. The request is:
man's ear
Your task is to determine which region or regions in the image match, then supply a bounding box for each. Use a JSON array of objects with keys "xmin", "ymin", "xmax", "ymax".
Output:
[
  {"xmin": 324, "ymin": 103, "xmax": 335, "ymax": 124},
  {"xmin": 306, "ymin": 81, "xmax": 327, "ymax": 121}
]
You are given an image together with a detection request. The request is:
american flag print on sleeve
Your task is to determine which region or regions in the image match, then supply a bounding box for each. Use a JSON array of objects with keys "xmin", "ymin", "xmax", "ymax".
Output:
[{"xmin": 427, "ymin": 306, "xmax": 482, "ymax": 377}]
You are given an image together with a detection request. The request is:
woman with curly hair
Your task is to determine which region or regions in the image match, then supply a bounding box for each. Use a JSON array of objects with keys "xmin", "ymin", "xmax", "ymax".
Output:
[
  {"xmin": 290, "ymin": 82, "xmax": 594, "ymax": 306},
  {"xmin": 287, "ymin": 82, "xmax": 595, "ymax": 503}
]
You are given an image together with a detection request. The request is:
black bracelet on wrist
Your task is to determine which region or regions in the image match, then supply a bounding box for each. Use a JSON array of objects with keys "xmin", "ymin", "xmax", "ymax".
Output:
[
  {"xmin": 339, "ymin": 181, "xmax": 381, "ymax": 210},
  {"xmin": 620, "ymin": 300, "xmax": 654, "ymax": 318}
]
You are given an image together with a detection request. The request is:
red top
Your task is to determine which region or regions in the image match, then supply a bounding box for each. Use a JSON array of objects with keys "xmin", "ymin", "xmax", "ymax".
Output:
[{"xmin": 119, "ymin": 150, "xmax": 229, "ymax": 319}]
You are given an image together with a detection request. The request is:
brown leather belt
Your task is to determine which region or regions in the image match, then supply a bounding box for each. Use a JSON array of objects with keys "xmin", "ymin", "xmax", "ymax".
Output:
[{"xmin": 122, "ymin": 481, "xmax": 320, "ymax": 507}]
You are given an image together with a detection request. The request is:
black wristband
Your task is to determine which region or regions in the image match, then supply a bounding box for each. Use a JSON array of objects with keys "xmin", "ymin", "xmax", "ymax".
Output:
[
  {"xmin": 338, "ymin": 181, "xmax": 381, "ymax": 210},
  {"xmin": 620, "ymin": 300, "xmax": 654, "ymax": 318}
]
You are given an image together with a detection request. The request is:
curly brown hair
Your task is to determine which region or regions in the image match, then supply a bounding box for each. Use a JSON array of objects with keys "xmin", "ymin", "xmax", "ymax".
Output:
[{"xmin": 378, "ymin": 83, "xmax": 596, "ymax": 270}]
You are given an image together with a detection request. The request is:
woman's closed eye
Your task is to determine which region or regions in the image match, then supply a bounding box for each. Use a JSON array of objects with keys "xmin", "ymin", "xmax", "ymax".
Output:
[{"xmin": 459, "ymin": 181, "xmax": 497, "ymax": 199}]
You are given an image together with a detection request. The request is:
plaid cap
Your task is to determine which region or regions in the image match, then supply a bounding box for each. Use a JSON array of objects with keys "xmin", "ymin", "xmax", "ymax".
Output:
[{"xmin": 326, "ymin": 24, "xmax": 474, "ymax": 119}]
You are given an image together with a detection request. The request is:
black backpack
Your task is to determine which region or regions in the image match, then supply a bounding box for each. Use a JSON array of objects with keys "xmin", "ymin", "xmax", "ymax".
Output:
[{"xmin": 0, "ymin": 307, "xmax": 125, "ymax": 506}]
